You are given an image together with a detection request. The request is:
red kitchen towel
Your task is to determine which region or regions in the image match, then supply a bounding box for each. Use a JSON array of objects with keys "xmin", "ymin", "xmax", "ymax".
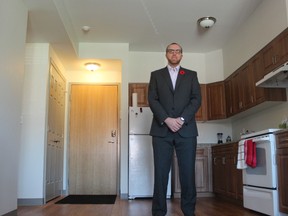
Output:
[{"xmin": 245, "ymin": 139, "xmax": 256, "ymax": 168}]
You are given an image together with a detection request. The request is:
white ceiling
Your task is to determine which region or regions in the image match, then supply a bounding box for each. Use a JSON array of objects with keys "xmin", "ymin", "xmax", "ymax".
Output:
[{"xmin": 23, "ymin": 0, "xmax": 263, "ymax": 71}]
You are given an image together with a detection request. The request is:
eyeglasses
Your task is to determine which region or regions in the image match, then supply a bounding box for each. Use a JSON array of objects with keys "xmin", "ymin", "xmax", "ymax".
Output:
[{"xmin": 167, "ymin": 49, "xmax": 182, "ymax": 54}]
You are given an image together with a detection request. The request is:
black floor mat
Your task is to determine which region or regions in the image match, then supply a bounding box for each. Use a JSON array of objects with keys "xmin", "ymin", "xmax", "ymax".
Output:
[{"xmin": 55, "ymin": 195, "xmax": 117, "ymax": 204}]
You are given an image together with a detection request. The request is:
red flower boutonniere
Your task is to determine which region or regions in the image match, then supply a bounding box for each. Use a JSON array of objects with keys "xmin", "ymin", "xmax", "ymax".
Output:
[{"xmin": 179, "ymin": 70, "xmax": 185, "ymax": 75}]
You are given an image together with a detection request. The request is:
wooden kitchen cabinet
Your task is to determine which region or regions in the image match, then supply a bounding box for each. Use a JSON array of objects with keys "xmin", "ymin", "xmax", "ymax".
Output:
[
  {"xmin": 224, "ymin": 50, "xmax": 287, "ymax": 117},
  {"xmin": 225, "ymin": 64, "xmax": 250, "ymax": 115},
  {"xmin": 276, "ymin": 130, "xmax": 288, "ymax": 214},
  {"xmin": 212, "ymin": 145, "xmax": 227, "ymax": 195},
  {"xmin": 206, "ymin": 81, "xmax": 226, "ymax": 120},
  {"xmin": 129, "ymin": 82, "xmax": 208, "ymax": 121},
  {"xmin": 224, "ymin": 70, "xmax": 255, "ymax": 118},
  {"xmin": 240, "ymin": 63, "xmax": 255, "ymax": 110},
  {"xmin": 224, "ymin": 78, "xmax": 233, "ymax": 117},
  {"xmin": 223, "ymin": 28, "xmax": 288, "ymax": 118},
  {"xmin": 195, "ymin": 84, "xmax": 207, "ymax": 121},
  {"xmin": 262, "ymin": 28, "xmax": 288, "ymax": 75},
  {"xmin": 252, "ymin": 52, "xmax": 266, "ymax": 104},
  {"xmin": 212, "ymin": 142, "xmax": 242, "ymax": 203},
  {"xmin": 228, "ymin": 62, "xmax": 258, "ymax": 114},
  {"xmin": 173, "ymin": 146, "xmax": 213, "ymax": 198},
  {"xmin": 231, "ymin": 71, "xmax": 242, "ymax": 114},
  {"xmin": 251, "ymin": 53, "xmax": 287, "ymax": 106},
  {"xmin": 129, "ymin": 83, "xmax": 149, "ymax": 107}
]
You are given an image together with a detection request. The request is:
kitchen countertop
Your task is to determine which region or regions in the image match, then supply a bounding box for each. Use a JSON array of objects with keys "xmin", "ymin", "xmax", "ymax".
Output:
[
  {"xmin": 197, "ymin": 143, "xmax": 216, "ymax": 147},
  {"xmin": 209, "ymin": 141, "xmax": 238, "ymax": 147}
]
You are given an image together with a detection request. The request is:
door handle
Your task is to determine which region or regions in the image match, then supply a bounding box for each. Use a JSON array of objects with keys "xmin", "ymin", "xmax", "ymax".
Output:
[{"xmin": 111, "ymin": 130, "xmax": 116, "ymax": 137}]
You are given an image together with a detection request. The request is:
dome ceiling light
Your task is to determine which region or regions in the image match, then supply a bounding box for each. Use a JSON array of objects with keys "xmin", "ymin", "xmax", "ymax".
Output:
[
  {"xmin": 85, "ymin": 62, "xmax": 100, "ymax": 71},
  {"xmin": 197, "ymin": 16, "xmax": 216, "ymax": 29},
  {"xmin": 82, "ymin": 25, "xmax": 91, "ymax": 32}
]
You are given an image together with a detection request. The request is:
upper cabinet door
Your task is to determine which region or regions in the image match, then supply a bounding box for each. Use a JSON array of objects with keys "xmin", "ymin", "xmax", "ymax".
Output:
[
  {"xmin": 224, "ymin": 78, "xmax": 233, "ymax": 117},
  {"xmin": 196, "ymin": 84, "xmax": 208, "ymax": 122},
  {"xmin": 262, "ymin": 28, "xmax": 288, "ymax": 75},
  {"xmin": 207, "ymin": 81, "xmax": 226, "ymax": 120},
  {"xmin": 240, "ymin": 63, "xmax": 255, "ymax": 110},
  {"xmin": 129, "ymin": 83, "xmax": 149, "ymax": 107}
]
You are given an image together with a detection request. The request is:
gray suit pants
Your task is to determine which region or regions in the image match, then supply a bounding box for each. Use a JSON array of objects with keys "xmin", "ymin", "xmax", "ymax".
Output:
[{"xmin": 152, "ymin": 133, "xmax": 197, "ymax": 216}]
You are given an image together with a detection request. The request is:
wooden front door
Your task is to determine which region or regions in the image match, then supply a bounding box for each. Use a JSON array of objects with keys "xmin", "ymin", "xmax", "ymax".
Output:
[{"xmin": 69, "ymin": 84, "xmax": 118, "ymax": 194}]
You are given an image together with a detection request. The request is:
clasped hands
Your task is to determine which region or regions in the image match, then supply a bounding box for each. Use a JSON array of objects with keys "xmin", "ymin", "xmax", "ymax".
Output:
[{"xmin": 164, "ymin": 117, "xmax": 184, "ymax": 132}]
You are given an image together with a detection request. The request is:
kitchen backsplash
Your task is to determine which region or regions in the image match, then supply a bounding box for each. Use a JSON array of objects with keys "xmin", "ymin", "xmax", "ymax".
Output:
[{"xmin": 197, "ymin": 121, "xmax": 232, "ymax": 144}]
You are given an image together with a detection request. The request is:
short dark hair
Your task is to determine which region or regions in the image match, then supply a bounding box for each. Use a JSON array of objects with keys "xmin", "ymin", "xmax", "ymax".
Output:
[{"xmin": 166, "ymin": 43, "xmax": 183, "ymax": 53}]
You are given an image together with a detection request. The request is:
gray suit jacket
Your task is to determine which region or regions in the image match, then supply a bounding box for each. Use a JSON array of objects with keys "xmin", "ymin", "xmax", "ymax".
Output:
[{"xmin": 148, "ymin": 66, "xmax": 201, "ymax": 138}]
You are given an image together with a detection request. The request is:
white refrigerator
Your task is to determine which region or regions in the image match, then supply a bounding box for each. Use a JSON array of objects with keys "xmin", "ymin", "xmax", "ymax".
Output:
[{"xmin": 128, "ymin": 106, "xmax": 171, "ymax": 199}]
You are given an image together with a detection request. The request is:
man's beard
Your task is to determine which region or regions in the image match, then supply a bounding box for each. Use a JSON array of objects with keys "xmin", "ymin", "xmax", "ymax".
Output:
[{"xmin": 168, "ymin": 59, "xmax": 181, "ymax": 66}]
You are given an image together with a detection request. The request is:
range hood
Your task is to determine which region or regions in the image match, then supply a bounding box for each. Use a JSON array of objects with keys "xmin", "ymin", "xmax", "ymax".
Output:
[{"xmin": 256, "ymin": 61, "xmax": 288, "ymax": 88}]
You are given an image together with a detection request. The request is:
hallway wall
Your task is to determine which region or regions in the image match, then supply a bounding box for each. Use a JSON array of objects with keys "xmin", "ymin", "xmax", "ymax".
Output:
[{"xmin": 0, "ymin": 0, "xmax": 27, "ymax": 215}]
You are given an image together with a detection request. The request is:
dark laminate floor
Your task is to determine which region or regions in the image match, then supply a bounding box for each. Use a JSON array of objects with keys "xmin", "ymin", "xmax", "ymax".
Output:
[{"xmin": 17, "ymin": 196, "xmax": 265, "ymax": 216}]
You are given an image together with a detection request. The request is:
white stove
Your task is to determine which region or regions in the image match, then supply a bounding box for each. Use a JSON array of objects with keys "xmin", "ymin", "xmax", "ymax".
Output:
[{"xmin": 240, "ymin": 128, "xmax": 287, "ymax": 216}]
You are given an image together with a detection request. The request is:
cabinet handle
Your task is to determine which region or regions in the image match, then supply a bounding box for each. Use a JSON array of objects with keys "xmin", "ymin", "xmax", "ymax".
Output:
[
  {"xmin": 222, "ymin": 157, "xmax": 226, "ymax": 165},
  {"xmin": 213, "ymin": 157, "xmax": 217, "ymax": 165}
]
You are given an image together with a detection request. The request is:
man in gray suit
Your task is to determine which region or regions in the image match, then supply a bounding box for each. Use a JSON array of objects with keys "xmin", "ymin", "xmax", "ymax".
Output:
[{"xmin": 148, "ymin": 42, "xmax": 201, "ymax": 216}]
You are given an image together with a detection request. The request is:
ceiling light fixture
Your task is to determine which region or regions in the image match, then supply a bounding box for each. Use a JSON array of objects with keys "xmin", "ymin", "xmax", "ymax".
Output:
[
  {"xmin": 197, "ymin": 16, "xmax": 216, "ymax": 29},
  {"xmin": 82, "ymin": 25, "xmax": 91, "ymax": 32},
  {"xmin": 85, "ymin": 63, "xmax": 100, "ymax": 71}
]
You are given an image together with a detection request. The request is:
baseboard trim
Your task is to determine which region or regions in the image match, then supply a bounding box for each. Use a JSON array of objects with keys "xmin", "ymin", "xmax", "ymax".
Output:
[
  {"xmin": 2, "ymin": 209, "xmax": 17, "ymax": 216},
  {"xmin": 17, "ymin": 198, "xmax": 44, "ymax": 206},
  {"xmin": 120, "ymin": 193, "xmax": 128, "ymax": 199}
]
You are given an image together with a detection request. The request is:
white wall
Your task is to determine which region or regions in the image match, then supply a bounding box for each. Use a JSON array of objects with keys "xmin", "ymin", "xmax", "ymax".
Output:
[
  {"xmin": 15, "ymin": 0, "xmax": 288, "ymax": 203},
  {"xmin": 232, "ymin": 92, "xmax": 288, "ymax": 140},
  {"xmin": 18, "ymin": 44, "xmax": 50, "ymax": 201},
  {"xmin": 222, "ymin": 0, "xmax": 288, "ymax": 139},
  {"xmin": 127, "ymin": 50, "xmax": 225, "ymax": 86},
  {"xmin": 128, "ymin": 52, "xmax": 166, "ymax": 82},
  {"xmin": 64, "ymin": 45, "xmax": 231, "ymax": 197},
  {"xmin": 223, "ymin": 0, "xmax": 288, "ymax": 76},
  {"xmin": 197, "ymin": 121, "xmax": 232, "ymax": 143},
  {"xmin": 205, "ymin": 50, "xmax": 224, "ymax": 83},
  {"xmin": 67, "ymin": 43, "xmax": 131, "ymax": 196},
  {"xmin": 19, "ymin": 44, "xmax": 71, "ymax": 203},
  {"xmin": 66, "ymin": 67, "xmax": 122, "ymax": 83},
  {"xmin": 0, "ymin": 0, "xmax": 27, "ymax": 215}
]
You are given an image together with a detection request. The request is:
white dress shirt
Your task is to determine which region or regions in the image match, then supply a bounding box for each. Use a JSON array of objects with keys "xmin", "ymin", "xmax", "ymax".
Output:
[{"xmin": 167, "ymin": 65, "xmax": 179, "ymax": 89}]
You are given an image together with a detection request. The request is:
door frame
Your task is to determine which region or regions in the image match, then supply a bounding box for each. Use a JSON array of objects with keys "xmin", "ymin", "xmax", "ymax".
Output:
[{"xmin": 66, "ymin": 82, "xmax": 121, "ymax": 195}]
